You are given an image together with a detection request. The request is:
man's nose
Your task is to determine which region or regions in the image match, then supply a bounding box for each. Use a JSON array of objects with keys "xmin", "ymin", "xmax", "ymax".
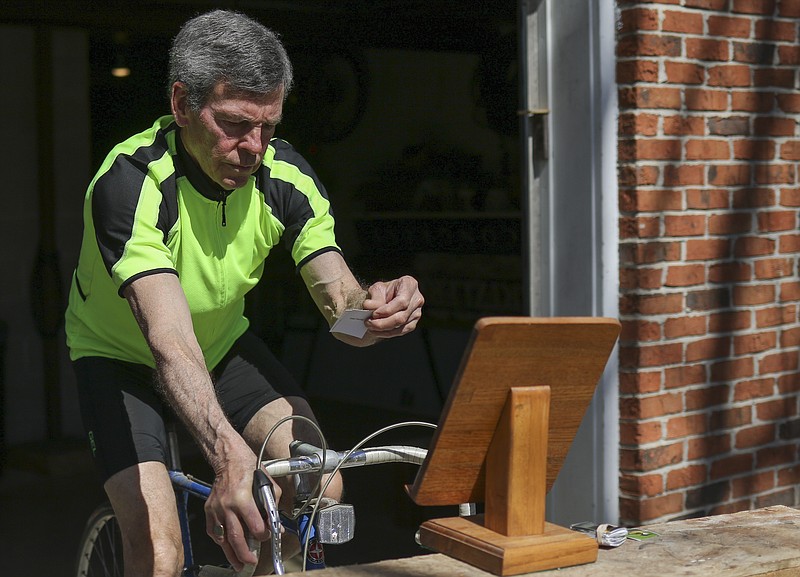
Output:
[{"xmin": 240, "ymin": 126, "xmax": 266, "ymax": 155}]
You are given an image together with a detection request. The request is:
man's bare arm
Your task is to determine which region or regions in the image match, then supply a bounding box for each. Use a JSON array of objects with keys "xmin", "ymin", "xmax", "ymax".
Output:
[
  {"xmin": 300, "ymin": 251, "xmax": 424, "ymax": 346},
  {"xmin": 124, "ymin": 272, "xmax": 265, "ymax": 569}
]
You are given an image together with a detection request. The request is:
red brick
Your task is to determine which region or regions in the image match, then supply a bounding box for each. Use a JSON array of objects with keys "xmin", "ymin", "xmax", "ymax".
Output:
[
  {"xmin": 759, "ymin": 350, "xmax": 800, "ymax": 374},
  {"xmin": 664, "ymin": 316, "xmax": 707, "ymax": 339},
  {"xmin": 620, "ymin": 473, "xmax": 664, "ymax": 497},
  {"xmin": 733, "ymin": 187, "xmax": 777, "ymax": 209},
  {"xmin": 619, "ymin": 371, "xmax": 663, "ymax": 394},
  {"xmin": 709, "ymin": 164, "xmax": 752, "ymax": 186},
  {"xmin": 619, "ymin": 112, "xmax": 660, "ymax": 136},
  {"xmin": 779, "ymin": 0, "xmax": 800, "ymax": 16},
  {"xmin": 619, "ymin": 87, "xmax": 683, "ymax": 110},
  {"xmin": 780, "ymin": 141, "xmax": 800, "ymax": 161},
  {"xmin": 754, "ymin": 68, "xmax": 796, "ymax": 88},
  {"xmin": 707, "ymin": 15, "xmax": 754, "ymax": 38},
  {"xmin": 756, "ymin": 396, "xmax": 796, "ymax": 421},
  {"xmin": 686, "ymin": 139, "xmax": 731, "ymax": 160},
  {"xmin": 734, "ymin": 236, "xmax": 776, "ymax": 256},
  {"xmin": 758, "ymin": 211, "xmax": 797, "ymax": 232},
  {"xmin": 686, "ymin": 336, "xmax": 732, "ymax": 362},
  {"xmin": 755, "ymin": 257, "xmax": 795, "ymax": 279},
  {"xmin": 686, "ymin": 38, "xmax": 730, "ymax": 61},
  {"xmin": 710, "ymin": 357, "xmax": 756, "ymax": 381},
  {"xmin": 776, "ymin": 93, "xmax": 800, "ymax": 113},
  {"xmin": 708, "ymin": 212, "xmax": 752, "ymax": 235},
  {"xmin": 665, "ymin": 61, "xmax": 706, "ymax": 84},
  {"xmin": 709, "ymin": 261, "xmax": 752, "ymax": 283},
  {"xmin": 617, "ymin": 34, "xmax": 683, "ymax": 58},
  {"xmin": 731, "ymin": 471, "xmax": 775, "ymax": 498},
  {"xmin": 733, "ymin": 376, "xmax": 775, "ymax": 400},
  {"xmin": 709, "ymin": 309, "xmax": 752, "ymax": 332},
  {"xmin": 664, "ymin": 115, "xmax": 705, "ymax": 136},
  {"xmin": 664, "ymin": 165, "xmax": 705, "ymax": 186},
  {"xmin": 665, "ymin": 364, "xmax": 707, "ymax": 388},
  {"xmin": 620, "ymin": 215, "xmax": 660, "ymax": 239},
  {"xmin": 620, "ymin": 492, "xmax": 684, "ymax": 524},
  {"xmin": 622, "ymin": 343, "xmax": 684, "ymax": 367},
  {"xmin": 733, "ymin": 0, "xmax": 777, "ymax": 15},
  {"xmin": 737, "ymin": 424, "xmax": 778, "ymax": 449},
  {"xmin": 626, "ymin": 188, "xmax": 684, "ymax": 211},
  {"xmin": 665, "ymin": 215, "xmax": 706, "ymax": 237},
  {"xmin": 732, "ymin": 90, "xmax": 775, "ymax": 112},
  {"xmin": 688, "ymin": 433, "xmax": 731, "ymax": 460},
  {"xmin": 733, "ymin": 283, "xmax": 776, "ymax": 305},
  {"xmin": 710, "ymin": 453, "xmax": 754, "ymax": 479},
  {"xmin": 777, "ymin": 372, "xmax": 800, "ymax": 394},
  {"xmin": 708, "ymin": 115, "xmax": 750, "ymax": 135},
  {"xmin": 755, "ymin": 164, "xmax": 796, "ymax": 185},
  {"xmin": 666, "ymin": 414, "xmax": 709, "ymax": 439},
  {"xmin": 734, "ymin": 138, "xmax": 776, "ymax": 160},
  {"xmin": 687, "ymin": 188, "xmax": 730, "ymax": 209},
  {"xmin": 621, "ymin": 392, "xmax": 683, "ymax": 420},
  {"xmin": 640, "ymin": 293, "xmax": 685, "ymax": 315},
  {"xmin": 686, "ymin": 238, "xmax": 731, "ymax": 260},
  {"xmin": 687, "ymin": 287, "xmax": 729, "ymax": 311},
  {"xmin": 620, "ymin": 241, "xmax": 682, "ymax": 265},
  {"xmin": 778, "ymin": 464, "xmax": 800, "ymax": 487},
  {"xmin": 754, "ymin": 116, "xmax": 797, "ymax": 136},
  {"xmin": 709, "ymin": 500, "xmax": 752, "ymax": 516},
  {"xmin": 780, "ymin": 325, "xmax": 800, "ymax": 346},
  {"xmin": 756, "ymin": 444, "xmax": 797, "ymax": 467},
  {"xmin": 780, "ymin": 187, "xmax": 800, "ymax": 207},
  {"xmin": 686, "ymin": 0, "xmax": 729, "ymax": 9},
  {"xmin": 620, "ymin": 139, "xmax": 682, "ymax": 161},
  {"xmin": 620, "ymin": 442, "xmax": 684, "ymax": 472},
  {"xmin": 618, "ymin": 7, "xmax": 660, "ymax": 34},
  {"xmin": 620, "ymin": 421, "xmax": 664, "ymax": 445},
  {"xmin": 621, "ymin": 319, "xmax": 662, "ymax": 342},
  {"xmin": 665, "ymin": 265, "xmax": 706, "ymax": 287},
  {"xmin": 734, "ymin": 41, "xmax": 776, "ymax": 64},
  {"xmin": 734, "ymin": 331, "xmax": 778, "ymax": 355},
  {"xmin": 663, "ymin": 10, "xmax": 704, "ymax": 33},
  {"xmin": 620, "ymin": 267, "xmax": 664, "ymax": 290},
  {"xmin": 686, "ymin": 88, "xmax": 730, "ymax": 111},
  {"xmin": 667, "ymin": 464, "xmax": 708, "ymax": 490},
  {"xmin": 777, "ymin": 45, "xmax": 800, "ymax": 65},
  {"xmin": 778, "ymin": 234, "xmax": 800, "ymax": 253},
  {"xmin": 709, "ymin": 65, "xmax": 752, "ymax": 87},
  {"xmin": 779, "ymin": 280, "xmax": 800, "ymax": 301},
  {"xmin": 619, "ymin": 165, "xmax": 660, "ymax": 187},
  {"xmin": 617, "ymin": 60, "xmax": 660, "ymax": 84},
  {"xmin": 711, "ymin": 406, "xmax": 753, "ymax": 430},
  {"xmin": 756, "ymin": 305, "xmax": 797, "ymax": 327},
  {"xmin": 755, "ymin": 18, "xmax": 797, "ymax": 42}
]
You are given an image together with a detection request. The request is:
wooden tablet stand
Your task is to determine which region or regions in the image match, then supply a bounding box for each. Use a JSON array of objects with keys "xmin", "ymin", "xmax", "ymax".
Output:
[{"xmin": 407, "ymin": 317, "xmax": 621, "ymax": 575}]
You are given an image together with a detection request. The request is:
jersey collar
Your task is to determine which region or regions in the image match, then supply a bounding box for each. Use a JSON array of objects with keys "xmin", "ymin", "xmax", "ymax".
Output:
[{"xmin": 175, "ymin": 129, "xmax": 233, "ymax": 203}]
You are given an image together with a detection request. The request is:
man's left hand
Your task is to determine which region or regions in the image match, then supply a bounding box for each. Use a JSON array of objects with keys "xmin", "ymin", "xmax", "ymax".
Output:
[{"xmin": 362, "ymin": 275, "xmax": 424, "ymax": 339}]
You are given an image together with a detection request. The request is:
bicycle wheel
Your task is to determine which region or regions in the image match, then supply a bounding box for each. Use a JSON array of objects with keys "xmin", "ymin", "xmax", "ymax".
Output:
[{"xmin": 75, "ymin": 502, "xmax": 124, "ymax": 577}]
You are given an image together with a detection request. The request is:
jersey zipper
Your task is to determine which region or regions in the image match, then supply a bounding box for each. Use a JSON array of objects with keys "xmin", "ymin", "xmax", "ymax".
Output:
[{"xmin": 219, "ymin": 192, "xmax": 227, "ymax": 227}]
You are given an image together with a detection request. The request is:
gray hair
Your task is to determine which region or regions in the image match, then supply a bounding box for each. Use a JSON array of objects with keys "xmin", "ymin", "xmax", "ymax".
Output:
[{"xmin": 168, "ymin": 9, "xmax": 293, "ymax": 110}]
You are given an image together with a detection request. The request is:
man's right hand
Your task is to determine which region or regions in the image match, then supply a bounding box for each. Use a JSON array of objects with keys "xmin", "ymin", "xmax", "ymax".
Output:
[{"xmin": 205, "ymin": 443, "xmax": 278, "ymax": 571}]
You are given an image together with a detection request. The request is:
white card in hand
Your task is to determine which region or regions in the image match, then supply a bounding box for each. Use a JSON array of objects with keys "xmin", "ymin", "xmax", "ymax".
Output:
[{"xmin": 329, "ymin": 309, "xmax": 372, "ymax": 339}]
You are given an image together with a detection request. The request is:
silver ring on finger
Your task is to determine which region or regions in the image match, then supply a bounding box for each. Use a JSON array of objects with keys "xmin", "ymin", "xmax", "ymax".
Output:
[{"xmin": 212, "ymin": 523, "xmax": 225, "ymax": 540}]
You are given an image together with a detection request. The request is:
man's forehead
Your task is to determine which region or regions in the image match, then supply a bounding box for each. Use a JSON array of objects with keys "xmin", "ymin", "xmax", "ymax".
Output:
[{"xmin": 207, "ymin": 83, "xmax": 284, "ymax": 121}]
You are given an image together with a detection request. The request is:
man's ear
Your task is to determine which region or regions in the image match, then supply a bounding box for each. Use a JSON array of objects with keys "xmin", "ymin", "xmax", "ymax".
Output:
[{"xmin": 171, "ymin": 82, "xmax": 190, "ymax": 127}]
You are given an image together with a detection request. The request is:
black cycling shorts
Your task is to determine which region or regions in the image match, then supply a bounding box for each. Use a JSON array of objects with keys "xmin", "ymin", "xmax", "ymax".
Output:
[{"xmin": 73, "ymin": 331, "xmax": 306, "ymax": 482}]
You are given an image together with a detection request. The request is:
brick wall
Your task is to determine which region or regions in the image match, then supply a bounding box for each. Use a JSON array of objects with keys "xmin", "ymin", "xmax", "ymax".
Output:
[{"xmin": 616, "ymin": 0, "xmax": 800, "ymax": 524}]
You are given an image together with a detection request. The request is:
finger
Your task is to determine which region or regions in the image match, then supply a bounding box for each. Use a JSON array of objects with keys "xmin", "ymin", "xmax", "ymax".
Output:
[{"xmin": 222, "ymin": 516, "xmax": 259, "ymax": 568}]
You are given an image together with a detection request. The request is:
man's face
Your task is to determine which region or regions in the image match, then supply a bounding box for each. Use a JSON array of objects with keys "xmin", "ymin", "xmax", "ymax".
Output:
[{"xmin": 173, "ymin": 82, "xmax": 284, "ymax": 190}]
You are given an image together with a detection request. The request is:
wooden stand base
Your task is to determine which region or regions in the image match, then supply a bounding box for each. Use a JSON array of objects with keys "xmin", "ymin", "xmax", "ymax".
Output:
[{"xmin": 418, "ymin": 515, "xmax": 598, "ymax": 576}]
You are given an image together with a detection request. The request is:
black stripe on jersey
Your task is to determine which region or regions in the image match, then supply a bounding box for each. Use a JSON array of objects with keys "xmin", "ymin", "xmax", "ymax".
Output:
[
  {"xmin": 261, "ymin": 139, "xmax": 336, "ymax": 252},
  {"xmin": 92, "ymin": 128, "xmax": 177, "ymax": 275}
]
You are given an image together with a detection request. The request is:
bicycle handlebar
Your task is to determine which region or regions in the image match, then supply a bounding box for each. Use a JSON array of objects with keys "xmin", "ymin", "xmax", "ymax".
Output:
[{"xmin": 261, "ymin": 445, "xmax": 428, "ymax": 477}]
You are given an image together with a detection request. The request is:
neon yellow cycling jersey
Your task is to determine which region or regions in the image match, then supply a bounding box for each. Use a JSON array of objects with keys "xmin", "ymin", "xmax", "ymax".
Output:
[{"xmin": 66, "ymin": 116, "xmax": 340, "ymax": 370}]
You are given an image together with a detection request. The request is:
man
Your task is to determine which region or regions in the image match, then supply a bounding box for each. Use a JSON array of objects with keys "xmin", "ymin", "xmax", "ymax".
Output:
[{"xmin": 65, "ymin": 9, "xmax": 424, "ymax": 577}]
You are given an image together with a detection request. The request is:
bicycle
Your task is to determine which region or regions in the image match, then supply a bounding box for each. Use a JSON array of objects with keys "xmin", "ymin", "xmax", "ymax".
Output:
[{"xmin": 74, "ymin": 416, "xmax": 435, "ymax": 576}]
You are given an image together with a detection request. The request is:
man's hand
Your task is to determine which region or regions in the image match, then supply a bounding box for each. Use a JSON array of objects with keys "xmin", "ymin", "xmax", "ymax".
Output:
[
  {"xmin": 363, "ymin": 275, "xmax": 424, "ymax": 339},
  {"xmin": 205, "ymin": 443, "xmax": 275, "ymax": 571}
]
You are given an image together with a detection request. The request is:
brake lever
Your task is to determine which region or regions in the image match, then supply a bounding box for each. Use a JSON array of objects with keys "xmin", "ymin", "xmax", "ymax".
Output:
[{"xmin": 253, "ymin": 469, "xmax": 285, "ymax": 575}]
